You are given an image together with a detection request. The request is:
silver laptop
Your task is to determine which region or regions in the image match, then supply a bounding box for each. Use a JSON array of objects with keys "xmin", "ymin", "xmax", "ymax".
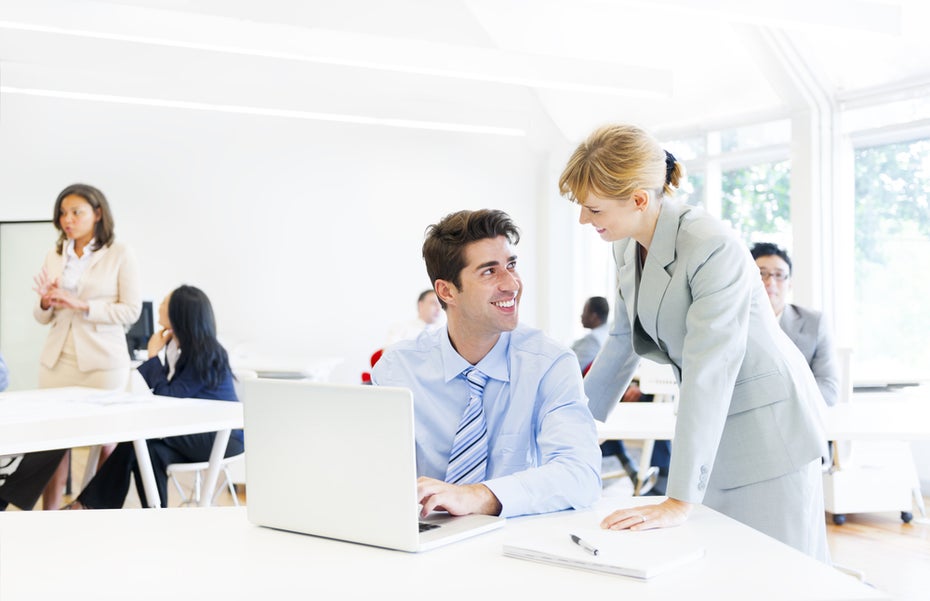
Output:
[{"xmin": 240, "ymin": 378, "xmax": 505, "ymax": 552}]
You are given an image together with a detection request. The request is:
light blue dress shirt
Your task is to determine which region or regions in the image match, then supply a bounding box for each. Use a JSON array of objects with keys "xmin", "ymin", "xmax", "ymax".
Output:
[
  {"xmin": 0, "ymin": 352, "xmax": 8, "ymax": 392},
  {"xmin": 372, "ymin": 324, "xmax": 602, "ymax": 518}
]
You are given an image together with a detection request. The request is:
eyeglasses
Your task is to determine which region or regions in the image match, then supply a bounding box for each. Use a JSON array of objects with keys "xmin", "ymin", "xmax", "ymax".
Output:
[{"xmin": 759, "ymin": 270, "xmax": 789, "ymax": 282}]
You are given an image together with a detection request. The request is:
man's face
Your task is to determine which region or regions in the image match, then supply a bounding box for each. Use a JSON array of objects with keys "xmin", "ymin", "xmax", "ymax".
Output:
[
  {"xmin": 580, "ymin": 301, "xmax": 596, "ymax": 329},
  {"xmin": 417, "ymin": 291, "xmax": 442, "ymax": 325},
  {"xmin": 755, "ymin": 255, "xmax": 792, "ymax": 315},
  {"xmin": 444, "ymin": 236, "xmax": 521, "ymax": 336}
]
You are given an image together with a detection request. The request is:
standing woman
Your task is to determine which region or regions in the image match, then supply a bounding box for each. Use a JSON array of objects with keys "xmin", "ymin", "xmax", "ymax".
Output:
[
  {"xmin": 68, "ymin": 285, "xmax": 244, "ymax": 509},
  {"xmin": 559, "ymin": 124, "xmax": 829, "ymax": 562},
  {"xmin": 32, "ymin": 183, "xmax": 141, "ymax": 510}
]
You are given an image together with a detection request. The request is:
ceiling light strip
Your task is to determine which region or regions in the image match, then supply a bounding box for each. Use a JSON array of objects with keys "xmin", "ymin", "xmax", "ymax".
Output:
[{"xmin": 0, "ymin": 86, "xmax": 526, "ymax": 137}]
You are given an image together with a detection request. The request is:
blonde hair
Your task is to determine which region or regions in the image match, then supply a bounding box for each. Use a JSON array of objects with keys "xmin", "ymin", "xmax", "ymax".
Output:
[{"xmin": 558, "ymin": 124, "xmax": 684, "ymax": 204}]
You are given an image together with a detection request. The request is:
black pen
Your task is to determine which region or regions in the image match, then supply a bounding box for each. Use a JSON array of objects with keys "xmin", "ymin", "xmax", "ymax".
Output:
[{"xmin": 569, "ymin": 533, "xmax": 599, "ymax": 556}]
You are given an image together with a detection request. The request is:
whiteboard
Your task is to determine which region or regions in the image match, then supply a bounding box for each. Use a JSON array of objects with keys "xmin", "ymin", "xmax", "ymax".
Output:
[{"xmin": 0, "ymin": 221, "xmax": 56, "ymax": 390}]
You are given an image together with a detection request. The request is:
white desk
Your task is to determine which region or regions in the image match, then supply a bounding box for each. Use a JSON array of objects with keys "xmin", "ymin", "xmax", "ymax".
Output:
[
  {"xmin": 597, "ymin": 388, "xmax": 930, "ymax": 442},
  {"xmin": 0, "ymin": 498, "xmax": 885, "ymax": 600},
  {"xmin": 0, "ymin": 387, "xmax": 243, "ymax": 508}
]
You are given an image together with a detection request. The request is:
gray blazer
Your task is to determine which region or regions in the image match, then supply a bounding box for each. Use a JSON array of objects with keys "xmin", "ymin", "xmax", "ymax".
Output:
[
  {"xmin": 780, "ymin": 304, "xmax": 839, "ymax": 406},
  {"xmin": 584, "ymin": 201, "xmax": 827, "ymax": 504}
]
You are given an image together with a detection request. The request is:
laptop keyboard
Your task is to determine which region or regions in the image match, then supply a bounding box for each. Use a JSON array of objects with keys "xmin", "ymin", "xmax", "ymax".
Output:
[{"xmin": 418, "ymin": 522, "xmax": 441, "ymax": 532}]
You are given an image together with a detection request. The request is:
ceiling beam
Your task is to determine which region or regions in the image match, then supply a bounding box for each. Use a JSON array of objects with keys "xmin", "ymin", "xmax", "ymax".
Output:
[
  {"xmin": 0, "ymin": 0, "xmax": 672, "ymax": 97},
  {"xmin": 603, "ymin": 0, "xmax": 902, "ymax": 35}
]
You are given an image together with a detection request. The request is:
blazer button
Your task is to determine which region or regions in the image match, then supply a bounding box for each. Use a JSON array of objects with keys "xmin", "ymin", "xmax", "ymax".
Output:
[
  {"xmin": 697, "ymin": 482, "xmax": 706, "ymax": 491},
  {"xmin": 700, "ymin": 465, "xmax": 708, "ymax": 474}
]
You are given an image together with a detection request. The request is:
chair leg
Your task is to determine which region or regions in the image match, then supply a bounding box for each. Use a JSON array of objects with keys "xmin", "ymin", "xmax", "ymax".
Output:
[
  {"xmin": 210, "ymin": 466, "xmax": 240, "ymax": 507},
  {"xmin": 169, "ymin": 471, "xmax": 188, "ymax": 506},
  {"xmin": 192, "ymin": 471, "xmax": 202, "ymax": 506},
  {"xmin": 634, "ymin": 440, "xmax": 659, "ymax": 496}
]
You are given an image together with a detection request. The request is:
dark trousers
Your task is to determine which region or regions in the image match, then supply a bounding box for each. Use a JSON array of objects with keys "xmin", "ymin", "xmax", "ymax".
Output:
[
  {"xmin": 78, "ymin": 433, "xmax": 244, "ymax": 509},
  {"xmin": 0, "ymin": 450, "xmax": 68, "ymax": 510}
]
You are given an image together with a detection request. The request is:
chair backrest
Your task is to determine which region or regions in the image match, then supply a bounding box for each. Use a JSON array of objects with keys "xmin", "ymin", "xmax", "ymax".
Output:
[
  {"xmin": 835, "ymin": 346, "xmax": 854, "ymax": 405},
  {"xmin": 232, "ymin": 368, "xmax": 259, "ymax": 399},
  {"xmin": 126, "ymin": 368, "xmax": 152, "ymax": 394},
  {"xmin": 637, "ymin": 359, "xmax": 678, "ymax": 400},
  {"xmin": 361, "ymin": 349, "xmax": 384, "ymax": 384}
]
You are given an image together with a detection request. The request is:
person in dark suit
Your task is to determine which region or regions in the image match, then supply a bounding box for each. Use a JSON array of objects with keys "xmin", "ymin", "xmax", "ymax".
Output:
[
  {"xmin": 66, "ymin": 285, "xmax": 243, "ymax": 509},
  {"xmin": 750, "ymin": 242, "xmax": 839, "ymax": 406}
]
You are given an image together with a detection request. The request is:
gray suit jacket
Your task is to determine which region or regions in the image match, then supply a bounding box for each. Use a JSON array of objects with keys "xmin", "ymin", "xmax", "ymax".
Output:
[
  {"xmin": 780, "ymin": 304, "xmax": 839, "ymax": 406},
  {"xmin": 584, "ymin": 201, "xmax": 826, "ymax": 504}
]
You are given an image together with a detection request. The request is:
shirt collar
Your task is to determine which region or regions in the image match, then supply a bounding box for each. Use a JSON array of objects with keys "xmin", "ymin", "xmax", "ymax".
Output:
[
  {"xmin": 439, "ymin": 327, "xmax": 511, "ymax": 384},
  {"xmin": 65, "ymin": 238, "xmax": 96, "ymax": 259}
]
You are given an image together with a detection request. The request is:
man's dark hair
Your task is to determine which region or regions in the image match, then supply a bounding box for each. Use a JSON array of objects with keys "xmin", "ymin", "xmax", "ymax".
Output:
[
  {"xmin": 750, "ymin": 242, "xmax": 792, "ymax": 273},
  {"xmin": 422, "ymin": 209, "xmax": 520, "ymax": 309},
  {"xmin": 417, "ymin": 289, "xmax": 435, "ymax": 303},
  {"xmin": 587, "ymin": 296, "xmax": 609, "ymax": 322}
]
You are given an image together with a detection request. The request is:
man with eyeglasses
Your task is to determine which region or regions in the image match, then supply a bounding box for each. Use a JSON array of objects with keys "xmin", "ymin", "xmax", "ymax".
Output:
[{"xmin": 750, "ymin": 242, "xmax": 839, "ymax": 407}]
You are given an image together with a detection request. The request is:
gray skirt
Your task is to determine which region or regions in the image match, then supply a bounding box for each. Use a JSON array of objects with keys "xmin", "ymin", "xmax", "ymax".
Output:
[{"xmin": 703, "ymin": 459, "xmax": 830, "ymax": 563}]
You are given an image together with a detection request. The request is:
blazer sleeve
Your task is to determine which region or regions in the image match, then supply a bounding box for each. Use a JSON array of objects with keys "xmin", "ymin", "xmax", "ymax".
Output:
[
  {"xmin": 137, "ymin": 357, "xmax": 206, "ymax": 399},
  {"xmin": 810, "ymin": 313, "xmax": 839, "ymax": 406},
  {"xmin": 583, "ymin": 242, "xmax": 640, "ymax": 422},
  {"xmin": 85, "ymin": 243, "xmax": 142, "ymax": 325},
  {"xmin": 33, "ymin": 249, "xmax": 58, "ymax": 325}
]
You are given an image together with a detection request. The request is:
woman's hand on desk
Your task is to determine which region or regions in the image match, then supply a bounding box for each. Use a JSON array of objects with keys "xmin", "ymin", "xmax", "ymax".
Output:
[
  {"xmin": 416, "ymin": 476, "xmax": 502, "ymax": 518},
  {"xmin": 600, "ymin": 497, "xmax": 693, "ymax": 531}
]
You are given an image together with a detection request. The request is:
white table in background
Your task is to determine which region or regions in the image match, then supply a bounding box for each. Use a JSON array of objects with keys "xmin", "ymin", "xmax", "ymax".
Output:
[
  {"xmin": 0, "ymin": 386, "xmax": 243, "ymax": 508},
  {"xmin": 0, "ymin": 497, "xmax": 885, "ymax": 600},
  {"xmin": 596, "ymin": 387, "xmax": 930, "ymax": 520},
  {"xmin": 597, "ymin": 387, "xmax": 930, "ymax": 443}
]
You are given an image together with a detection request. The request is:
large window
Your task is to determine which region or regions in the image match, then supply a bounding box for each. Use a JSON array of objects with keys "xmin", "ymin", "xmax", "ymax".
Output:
[
  {"xmin": 721, "ymin": 159, "xmax": 791, "ymax": 245},
  {"xmin": 663, "ymin": 120, "xmax": 791, "ymax": 246},
  {"xmin": 853, "ymin": 138, "xmax": 930, "ymax": 382}
]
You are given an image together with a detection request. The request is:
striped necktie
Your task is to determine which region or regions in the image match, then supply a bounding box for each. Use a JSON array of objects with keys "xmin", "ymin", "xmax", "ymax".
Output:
[{"xmin": 445, "ymin": 367, "xmax": 490, "ymax": 485}]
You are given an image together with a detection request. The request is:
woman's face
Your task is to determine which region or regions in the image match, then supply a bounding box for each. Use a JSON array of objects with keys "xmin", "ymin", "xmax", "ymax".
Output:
[
  {"xmin": 158, "ymin": 292, "xmax": 173, "ymax": 331},
  {"xmin": 58, "ymin": 195, "xmax": 100, "ymax": 245},
  {"xmin": 577, "ymin": 192, "xmax": 642, "ymax": 242}
]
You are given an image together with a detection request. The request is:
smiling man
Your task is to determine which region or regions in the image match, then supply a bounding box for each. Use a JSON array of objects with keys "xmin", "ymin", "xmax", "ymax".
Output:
[{"xmin": 372, "ymin": 209, "xmax": 601, "ymax": 518}]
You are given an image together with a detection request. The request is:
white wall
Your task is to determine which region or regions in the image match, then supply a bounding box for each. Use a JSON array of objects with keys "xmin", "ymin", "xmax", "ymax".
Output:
[{"xmin": 0, "ymin": 93, "xmax": 573, "ymax": 384}]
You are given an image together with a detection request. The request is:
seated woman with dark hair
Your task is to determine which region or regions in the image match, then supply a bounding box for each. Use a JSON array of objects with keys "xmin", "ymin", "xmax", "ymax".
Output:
[{"xmin": 66, "ymin": 285, "xmax": 243, "ymax": 509}]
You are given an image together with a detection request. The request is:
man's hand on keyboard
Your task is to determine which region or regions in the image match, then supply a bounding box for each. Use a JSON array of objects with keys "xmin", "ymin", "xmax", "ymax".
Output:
[{"xmin": 416, "ymin": 476, "xmax": 502, "ymax": 517}]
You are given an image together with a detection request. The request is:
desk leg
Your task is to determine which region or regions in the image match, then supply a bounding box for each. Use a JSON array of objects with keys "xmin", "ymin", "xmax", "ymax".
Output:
[
  {"xmin": 132, "ymin": 439, "xmax": 161, "ymax": 508},
  {"xmin": 199, "ymin": 429, "xmax": 231, "ymax": 508},
  {"xmin": 81, "ymin": 445, "xmax": 102, "ymax": 489}
]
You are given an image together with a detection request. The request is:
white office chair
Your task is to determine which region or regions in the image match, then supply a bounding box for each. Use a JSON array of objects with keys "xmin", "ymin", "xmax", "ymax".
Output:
[
  {"xmin": 163, "ymin": 368, "xmax": 255, "ymax": 507},
  {"xmin": 166, "ymin": 453, "xmax": 244, "ymax": 507}
]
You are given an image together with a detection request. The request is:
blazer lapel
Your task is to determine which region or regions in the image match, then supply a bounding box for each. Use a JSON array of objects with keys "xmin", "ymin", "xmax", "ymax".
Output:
[
  {"xmin": 636, "ymin": 202, "xmax": 681, "ymax": 345},
  {"xmin": 77, "ymin": 244, "xmax": 109, "ymax": 297},
  {"xmin": 48, "ymin": 249, "xmax": 66, "ymax": 281}
]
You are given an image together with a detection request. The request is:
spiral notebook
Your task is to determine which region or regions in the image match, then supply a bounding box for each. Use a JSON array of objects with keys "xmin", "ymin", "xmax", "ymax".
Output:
[{"xmin": 503, "ymin": 527, "xmax": 705, "ymax": 579}]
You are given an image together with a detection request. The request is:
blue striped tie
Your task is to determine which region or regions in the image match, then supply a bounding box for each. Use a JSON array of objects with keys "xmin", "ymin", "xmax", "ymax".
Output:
[{"xmin": 445, "ymin": 368, "xmax": 490, "ymax": 485}]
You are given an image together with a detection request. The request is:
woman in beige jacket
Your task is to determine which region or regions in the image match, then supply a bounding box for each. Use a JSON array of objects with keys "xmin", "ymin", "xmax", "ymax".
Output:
[{"xmin": 33, "ymin": 183, "xmax": 141, "ymax": 510}]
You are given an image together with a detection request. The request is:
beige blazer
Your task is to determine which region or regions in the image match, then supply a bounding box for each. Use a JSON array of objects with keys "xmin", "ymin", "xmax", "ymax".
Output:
[
  {"xmin": 584, "ymin": 201, "xmax": 826, "ymax": 504},
  {"xmin": 33, "ymin": 241, "xmax": 142, "ymax": 373}
]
